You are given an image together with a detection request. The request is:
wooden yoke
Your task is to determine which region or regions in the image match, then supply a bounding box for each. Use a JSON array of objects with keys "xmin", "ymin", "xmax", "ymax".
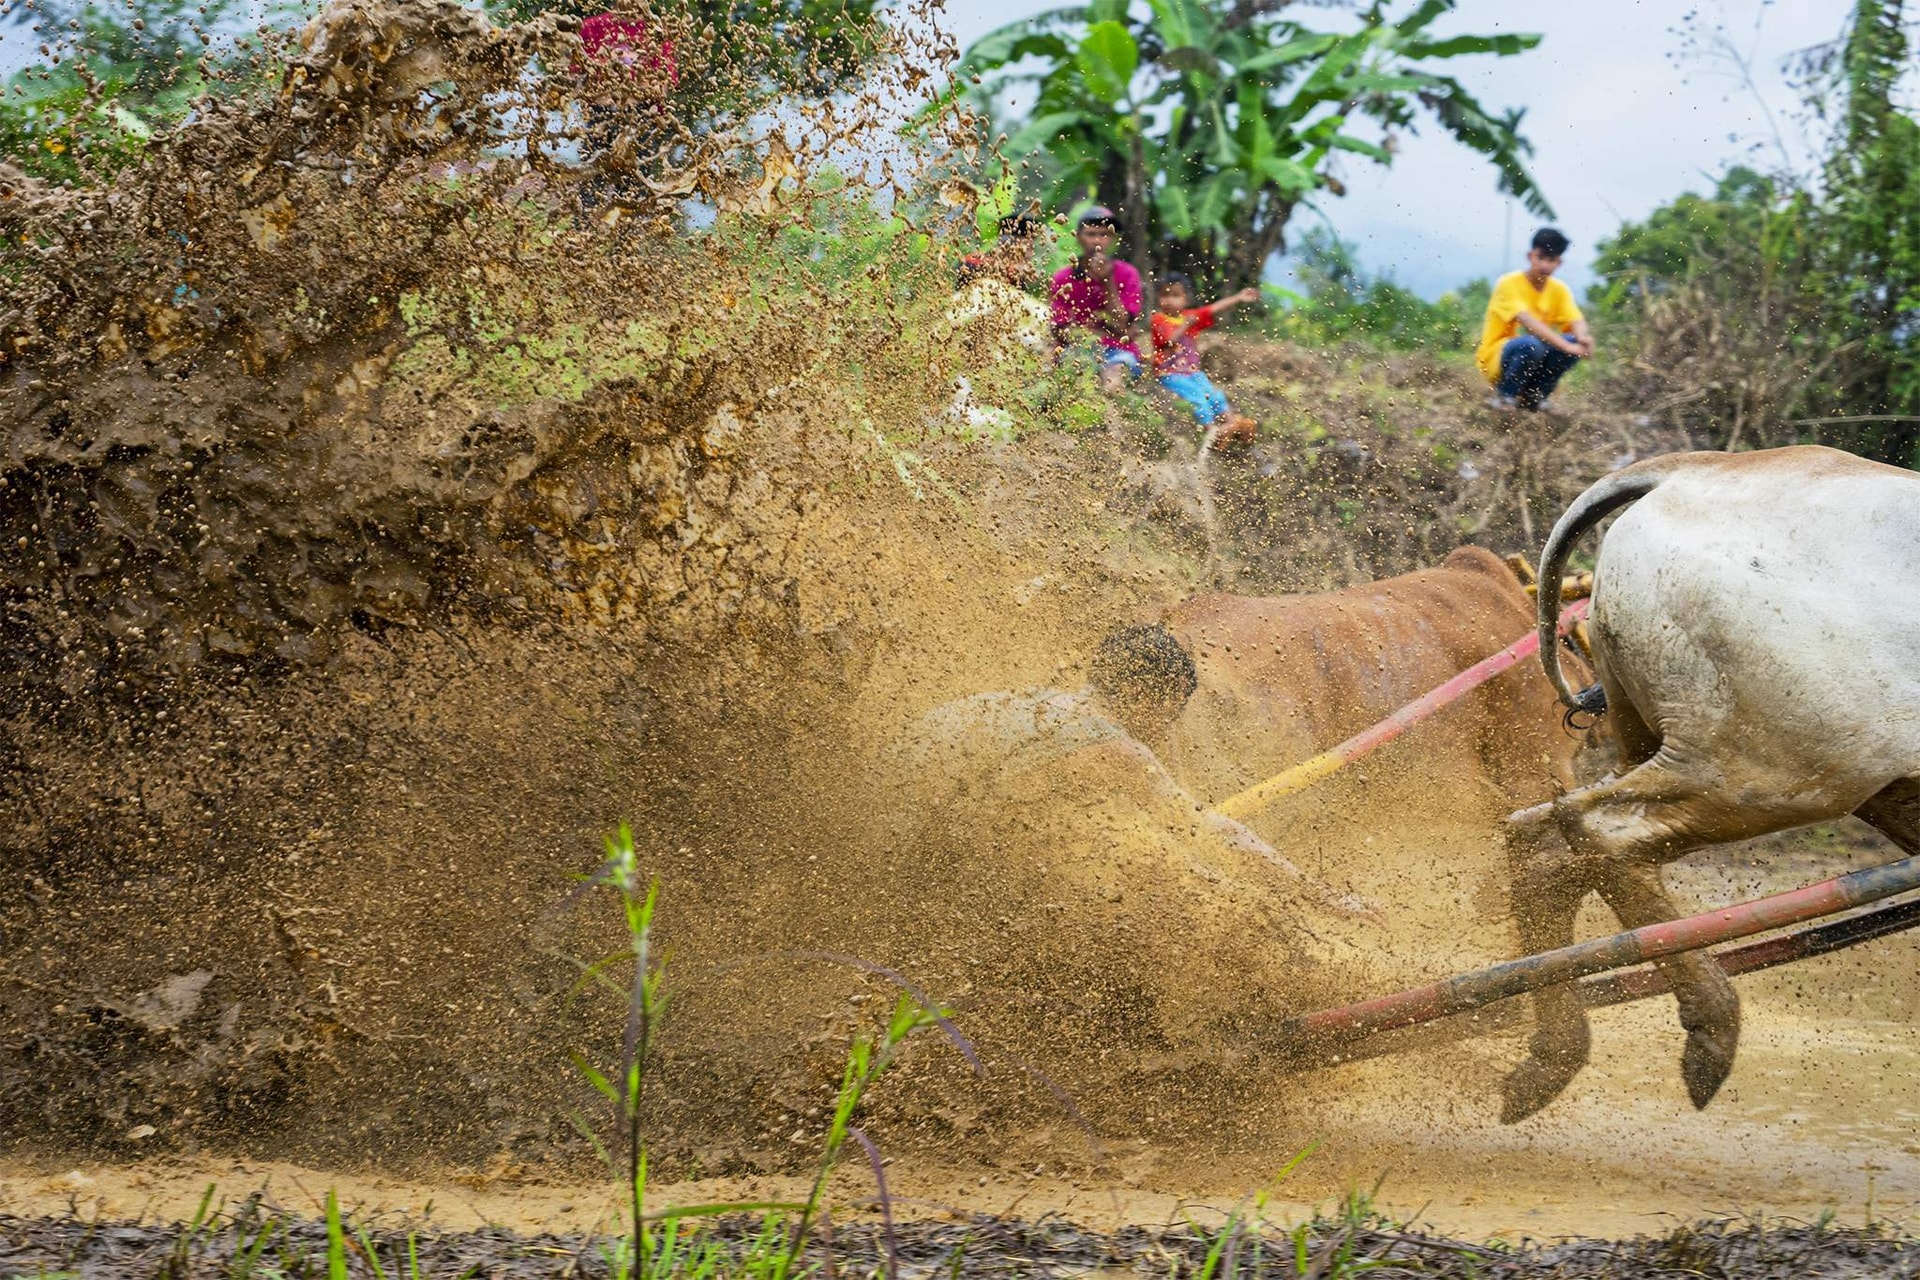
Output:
[{"xmin": 1506, "ymin": 553, "xmax": 1595, "ymax": 663}]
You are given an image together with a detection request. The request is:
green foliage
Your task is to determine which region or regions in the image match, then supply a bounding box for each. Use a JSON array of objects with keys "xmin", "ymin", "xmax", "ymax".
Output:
[
  {"xmin": 1591, "ymin": 166, "xmax": 1823, "ymax": 451},
  {"xmin": 0, "ymin": 0, "xmax": 263, "ymax": 179},
  {"xmin": 1592, "ymin": 168, "xmax": 1805, "ymax": 294},
  {"xmin": 0, "ymin": 75, "xmax": 148, "ymax": 181},
  {"xmin": 1593, "ymin": 1, "xmax": 1920, "ymax": 466},
  {"xmin": 1269, "ymin": 226, "xmax": 1486, "ymax": 352},
  {"xmin": 1808, "ymin": 0, "xmax": 1920, "ymax": 464},
  {"xmin": 953, "ymin": 0, "xmax": 1550, "ymax": 292}
]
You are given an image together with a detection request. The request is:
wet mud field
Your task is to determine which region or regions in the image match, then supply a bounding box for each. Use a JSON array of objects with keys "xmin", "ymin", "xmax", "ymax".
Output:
[
  {"xmin": 6, "ymin": 823, "xmax": 1920, "ymax": 1269},
  {"xmin": 7, "ymin": 2, "xmax": 1920, "ymax": 1270}
]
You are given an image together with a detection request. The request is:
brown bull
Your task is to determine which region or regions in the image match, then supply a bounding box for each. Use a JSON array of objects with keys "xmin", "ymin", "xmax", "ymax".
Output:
[{"xmin": 1157, "ymin": 546, "xmax": 1586, "ymax": 825}]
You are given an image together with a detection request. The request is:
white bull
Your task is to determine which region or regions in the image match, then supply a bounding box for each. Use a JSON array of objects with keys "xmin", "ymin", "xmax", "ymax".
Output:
[{"xmin": 1504, "ymin": 445, "xmax": 1920, "ymax": 1123}]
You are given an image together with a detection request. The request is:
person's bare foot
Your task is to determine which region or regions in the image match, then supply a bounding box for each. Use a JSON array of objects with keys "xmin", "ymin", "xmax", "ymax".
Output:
[{"xmin": 1209, "ymin": 413, "xmax": 1258, "ymax": 450}]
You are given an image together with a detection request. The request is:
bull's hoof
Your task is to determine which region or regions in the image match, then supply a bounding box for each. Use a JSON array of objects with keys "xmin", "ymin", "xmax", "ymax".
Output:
[
  {"xmin": 1681, "ymin": 1027, "xmax": 1738, "ymax": 1110},
  {"xmin": 1499, "ymin": 1054, "xmax": 1581, "ymax": 1124}
]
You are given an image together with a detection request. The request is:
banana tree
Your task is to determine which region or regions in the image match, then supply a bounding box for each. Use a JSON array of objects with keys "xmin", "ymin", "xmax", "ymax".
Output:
[{"xmin": 958, "ymin": 0, "xmax": 1553, "ymax": 293}]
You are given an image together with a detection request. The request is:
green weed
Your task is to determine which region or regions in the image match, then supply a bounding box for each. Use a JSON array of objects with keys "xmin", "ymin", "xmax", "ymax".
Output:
[
  {"xmin": 558, "ymin": 824, "xmax": 972, "ymax": 1280},
  {"xmin": 326, "ymin": 1191, "xmax": 350, "ymax": 1280}
]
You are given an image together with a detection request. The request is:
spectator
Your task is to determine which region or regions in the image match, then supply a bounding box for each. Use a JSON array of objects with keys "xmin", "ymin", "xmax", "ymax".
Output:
[
  {"xmin": 1150, "ymin": 272, "xmax": 1261, "ymax": 448},
  {"xmin": 1049, "ymin": 207, "xmax": 1144, "ymax": 391},
  {"xmin": 574, "ymin": 9, "xmax": 678, "ymax": 215},
  {"xmin": 942, "ymin": 213, "xmax": 1050, "ymax": 436},
  {"xmin": 957, "ymin": 212, "xmax": 1041, "ymax": 292},
  {"xmin": 577, "ymin": 10, "xmax": 677, "ymax": 86},
  {"xmin": 1476, "ymin": 227, "xmax": 1594, "ymax": 413}
]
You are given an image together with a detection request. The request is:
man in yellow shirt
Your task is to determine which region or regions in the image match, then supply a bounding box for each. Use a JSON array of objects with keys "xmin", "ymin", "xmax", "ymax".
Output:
[{"xmin": 1475, "ymin": 227, "xmax": 1594, "ymax": 413}]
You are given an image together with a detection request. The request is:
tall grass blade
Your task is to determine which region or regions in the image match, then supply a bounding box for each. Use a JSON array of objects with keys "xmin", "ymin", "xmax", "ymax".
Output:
[
  {"xmin": 847, "ymin": 1126, "xmax": 900, "ymax": 1280},
  {"xmin": 355, "ymin": 1225, "xmax": 392, "ymax": 1280},
  {"xmin": 325, "ymin": 1192, "xmax": 348, "ymax": 1280}
]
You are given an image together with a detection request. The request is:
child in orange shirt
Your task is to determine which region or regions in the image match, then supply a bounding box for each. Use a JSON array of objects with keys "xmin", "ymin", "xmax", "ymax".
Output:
[{"xmin": 1150, "ymin": 273, "xmax": 1260, "ymax": 448}]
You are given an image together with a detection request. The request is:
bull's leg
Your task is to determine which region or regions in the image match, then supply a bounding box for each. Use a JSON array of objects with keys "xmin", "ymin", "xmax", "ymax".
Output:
[
  {"xmin": 1502, "ymin": 748, "xmax": 1837, "ymax": 1121},
  {"xmin": 1496, "ymin": 681, "xmax": 1659, "ymax": 1123},
  {"xmin": 1500, "ymin": 832, "xmax": 1603, "ymax": 1124},
  {"xmin": 1590, "ymin": 861, "xmax": 1740, "ymax": 1110}
]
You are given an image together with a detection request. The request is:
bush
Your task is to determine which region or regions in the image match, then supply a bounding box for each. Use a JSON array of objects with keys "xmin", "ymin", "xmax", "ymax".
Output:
[
  {"xmin": 1264, "ymin": 227, "xmax": 1487, "ymax": 355},
  {"xmin": 1588, "ymin": 167, "xmax": 1824, "ymax": 452}
]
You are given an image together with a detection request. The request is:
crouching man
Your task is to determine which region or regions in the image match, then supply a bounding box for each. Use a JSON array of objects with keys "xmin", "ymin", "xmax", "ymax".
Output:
[{"xmin": 1477, "ymin": 227, "xmax": 1594, "ymax": 413}]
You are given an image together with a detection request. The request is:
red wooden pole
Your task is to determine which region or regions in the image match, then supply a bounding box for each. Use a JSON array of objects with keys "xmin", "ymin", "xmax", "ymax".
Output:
[
  {"xmin": 1215, "ymin": 599, "xmax": 1591, "ymax": 820},
  {"xmin": 1579, "ymin": 893, "xmax": 1920, "ymax": 1007},
  {"xmin": 1282, "ymin": 895, "xmax": 1920, "ymax": 1072},
  {"xmin": 1280, "ymin": 856, "xmax": 1920, "ymax": 1055}
]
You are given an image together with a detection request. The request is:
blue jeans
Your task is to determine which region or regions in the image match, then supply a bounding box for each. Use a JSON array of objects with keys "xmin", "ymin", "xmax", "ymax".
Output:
[
  {"xmin": 1159, "ymin": 371, "xmax": 1231, "ymax": 424},
  {"xmin": 1059, "ymin": 341, "xmax": 1145, "ymax": 379},
  {"xmin": 1497, "ymin": 333, "xmax": 1581, "ymax": 405}
]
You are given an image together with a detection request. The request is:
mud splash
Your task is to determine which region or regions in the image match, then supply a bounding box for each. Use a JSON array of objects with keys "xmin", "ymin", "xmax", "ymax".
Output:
[
  {"xmin": 0, "ymin": 0, "xmax": 975, "ymax": 693},
  {"xmin": 5, "ymin": 0, "xmax": 1906, "ymax": 1245},
  {"xmin": 0, "ymin": 0, "xmax": 1001, "ymax": 1159}
]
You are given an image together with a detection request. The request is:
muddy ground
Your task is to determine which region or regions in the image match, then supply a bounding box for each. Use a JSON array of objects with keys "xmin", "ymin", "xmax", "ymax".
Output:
[{"xmin": 5, "ymin": 364, "xmax": 1917, "ymax": 1246}]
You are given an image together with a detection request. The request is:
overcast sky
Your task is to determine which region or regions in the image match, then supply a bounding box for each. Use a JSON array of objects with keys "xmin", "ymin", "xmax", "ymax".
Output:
[{"xmin": 937, "ymin": 0, "xmax": 1860, "ymax": 297}]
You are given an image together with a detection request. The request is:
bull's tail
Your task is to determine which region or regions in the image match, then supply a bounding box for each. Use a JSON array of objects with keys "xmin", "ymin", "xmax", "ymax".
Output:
[{"xmin": 1536, "ymin": 457, "xmax": 1691, "ymax": 711}]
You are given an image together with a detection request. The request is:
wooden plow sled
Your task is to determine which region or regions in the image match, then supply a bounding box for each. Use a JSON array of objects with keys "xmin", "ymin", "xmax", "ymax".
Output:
[{"xmin": 1204, "ymin": 561, "xmax": 1920, "ymax": 1072}]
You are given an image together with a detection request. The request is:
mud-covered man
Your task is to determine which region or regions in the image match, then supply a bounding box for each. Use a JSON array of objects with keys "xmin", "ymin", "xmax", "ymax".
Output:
[
  {"xmin": 902, "ymin": 623, "xmax": 1371, "ymax": 924},
  {"xmin": 894, "ymin": 623, "xmax": 1379, "ymax": 1048},
  {"xmin": 905, "ymin": 624, "xmax": 1194, "ymax": 788},
  {"xmin": 1048, "ymin": 207, "xmax": 1144, "ymax": 391}
]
